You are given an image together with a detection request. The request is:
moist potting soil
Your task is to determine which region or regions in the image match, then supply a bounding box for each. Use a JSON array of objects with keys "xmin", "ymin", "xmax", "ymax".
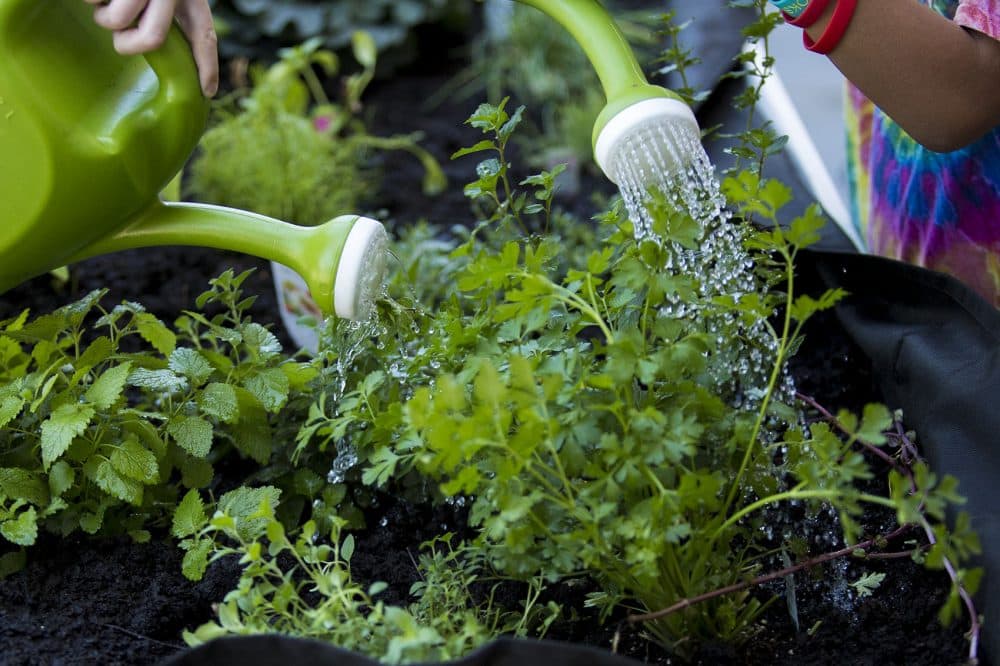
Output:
[{"xmin": 0, "ymin": 5, "xmax": 990, "ymax": 665}]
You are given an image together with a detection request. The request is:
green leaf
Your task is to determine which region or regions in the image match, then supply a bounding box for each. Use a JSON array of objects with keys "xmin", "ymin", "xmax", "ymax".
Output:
[
  {"xmin": 850, "ymin": 571, "xmax": 886, "ymax": 598},
  {"xmin": 48, "ymin": 461, "xmax": 75, "ymax": 498},
  {"xmin": 169, "ymin": 348, "xmax": 214, "ymax": 386},
  {"xmin": 242, "ymin": 323, "xmax": 282, "ymax": 358},
  {"xmin": 129, "ymin": 368, "xmax": 188, "ymax": 393},
  {"xmin": 173, "ymin": 489, "xmax": 208, "ymax": 539},
  {"xmin": 92, "ymin": 460, "xmax": 143, "ymax": 505},
  {"xmin": 243, "ymin": 368, "xmax": 290, "ymax": 412},
  {"xmin": 110, "ymin": 438, "xmax": 159, "ymax": 484},
  {"xmin": 218, "ymin": 486, "xmax": 280, "ymax": 541},
  {"xmin": 231, "ymin": 388, "xmax": 272, "ymax": 464},
  {"xmin": 198, "ymin": 382, "xmax": 239, "ymax": 423},
  {"xmin": 136, "ymin": 313, "xmax": 177, "ymax": 355},
  {"xmin": 0, "ymin": 468, "xmax": 49, "ymax": 506},
  {"xmin": 451, "ymin": 140, "xmax": 495, "ymax": 160},
  {"xmin": 41, "ymin": 403, "xmax": 95, "ymax": 470},
  {"xmin": 84, "ymin": 362, "xmax": 133, "ymax": 409},
  {"xmin": 168, "ymin": 416, "xmax": 214, "ymax": 458},
  {"xmin": 0, "ymin": 506, "xmax": 37, "ymax": 546},
  {"xmin": 0, "ymin": 395, "xmax": 25, "ymax": 428},
  {"xmin": 181, "ymin": 538, "xmax": 213, "ymax": 581},
  {"xmin": 856, "ymin": 403, "xmax": 892, "ymax": 446},
  {"xmin": 0, "ymin": 550, "xmax": 26, "ymax": 578},
  {"xmin": 180, "ymin": 456, "xmax": 214, "ymax": 489}
]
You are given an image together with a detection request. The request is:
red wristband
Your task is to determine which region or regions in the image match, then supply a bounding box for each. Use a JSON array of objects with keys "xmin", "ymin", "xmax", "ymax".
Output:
[
  {"xmin": 803, "ymin": 0, "xmax": 858, "ymax": 54},
  {"xmin": 783, "ymin": 0, "xmax": 833, "ymax": 28}
]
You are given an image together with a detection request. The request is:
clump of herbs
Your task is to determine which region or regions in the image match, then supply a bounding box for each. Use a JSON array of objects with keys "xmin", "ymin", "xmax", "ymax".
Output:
[
  {"xmin": 0, "ymin": 271, "xmax": 320, "ymax": 570},
  {"xmin": 188, "ymin": 35, "xmax": 444, "ymax": 226},
  {"xmin": 173, "ymin": 91, "xmax": 980, "ymax": 662}
]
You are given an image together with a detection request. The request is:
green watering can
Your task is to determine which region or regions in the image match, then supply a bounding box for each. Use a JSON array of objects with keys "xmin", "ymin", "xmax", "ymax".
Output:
[{"xmin": 0, "ymin": 0, "xmax": 387, "ymax": 321}]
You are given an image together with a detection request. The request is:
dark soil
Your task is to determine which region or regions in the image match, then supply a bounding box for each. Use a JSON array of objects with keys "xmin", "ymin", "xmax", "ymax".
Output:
[{"xmin": 0, "ymin": 13, "xmax": 978, "ymax": 666}]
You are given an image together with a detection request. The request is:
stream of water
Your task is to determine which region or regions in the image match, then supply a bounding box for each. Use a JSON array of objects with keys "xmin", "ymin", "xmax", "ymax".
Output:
[{"xmin": 609, "ymin": 121, "xmax": 791, "ymax": 406}]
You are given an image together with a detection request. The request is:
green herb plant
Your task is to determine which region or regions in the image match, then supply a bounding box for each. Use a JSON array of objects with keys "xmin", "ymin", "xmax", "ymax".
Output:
[
  {"xmin": 186, "ymin": 91, "xmax": 980, "ymax": 661},
  {"xmin": 175, "ymin": 487, "xmax": 556, "ymax": 663},
  {"xmin": 0, "ymin": 271, "xmax": 319, "ymax": 559},
  {"xmin": 189, "ymin": 35, "xmax": 445, "ymax": 226}
]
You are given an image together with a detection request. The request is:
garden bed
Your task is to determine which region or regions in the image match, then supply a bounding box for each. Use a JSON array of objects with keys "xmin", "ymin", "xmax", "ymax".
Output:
[{"xmin": 0, "ymin": 13, "xmax": 981, "ymax": 666}]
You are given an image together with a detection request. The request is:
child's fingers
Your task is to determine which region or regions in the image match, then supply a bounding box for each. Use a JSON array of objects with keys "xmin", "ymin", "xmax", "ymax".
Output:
[
  {"xmin": 175, "ymin": 0, "xmax": 219, "ymax": 97},
  {"xmin": 91, "ymin": 0, "xmax": 149, "ymax": 31},
  {"xmin": 110, "ymin": 0, "xmax": 178, "ymax": 54}
]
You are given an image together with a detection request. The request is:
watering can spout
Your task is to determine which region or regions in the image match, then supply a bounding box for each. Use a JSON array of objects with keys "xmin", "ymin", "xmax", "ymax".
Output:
[
  {"xmin": 510, "ymin": 0, "xmax": 702, "ymax": 186},
  {"xmin": 70, "ymin": 203, "xmax": 390, "ymax": 322},
  {"xmin": 0, "ymin": 0, "xmax": 388, "ymax": 321}
]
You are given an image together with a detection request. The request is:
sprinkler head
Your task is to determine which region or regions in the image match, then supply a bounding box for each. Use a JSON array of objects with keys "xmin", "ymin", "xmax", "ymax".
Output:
[
  {"xmin": 593, "ymin": 93, "xmax": 701, "ymax": 188},
  {"xmin": 332, "ymin": 216, "xmax": 389, "ymax": 321}
]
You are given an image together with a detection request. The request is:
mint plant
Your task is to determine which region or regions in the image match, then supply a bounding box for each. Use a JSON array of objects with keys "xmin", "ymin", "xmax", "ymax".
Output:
[{"xmin": 0, "ymin": 271, "xmax": 318, "ymax": 555}]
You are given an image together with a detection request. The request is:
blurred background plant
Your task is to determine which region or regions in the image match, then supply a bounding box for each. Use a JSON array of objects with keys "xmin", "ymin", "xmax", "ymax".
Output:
[
  {"xmin": 435, "ymin": 1, "xmax": 663, "ymax": 196},
  {"xmin": 187, "ymin": 34, "xmax": 445, "ymax": 226},
  {"xmin": 208, "ymin": 0, "xmax": 471, "ymax": 61}
]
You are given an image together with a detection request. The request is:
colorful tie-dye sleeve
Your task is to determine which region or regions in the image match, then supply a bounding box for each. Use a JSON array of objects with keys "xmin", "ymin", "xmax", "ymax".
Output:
[
  {"xmin": 955, "ymin": 0, "xmax": 1000, "ymax": 36},
  {"xmin": 845, "ymin": 0, "xmax": 1000, "ymax": 307}
]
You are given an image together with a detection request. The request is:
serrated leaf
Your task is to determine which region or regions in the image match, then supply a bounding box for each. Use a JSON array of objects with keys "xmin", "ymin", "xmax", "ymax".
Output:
[
  {"xmin": 180, "ymin": 456, "xmax": 214, "ymax": 489},
  {"xmin": 84, "ymin": 362, "xmax": 132, "ymax": 409},
  {"xmin": 198, "ymin": 382, "xmax": 239, "ymax": 423},
  {"xmin": 1, "ymin": 506, "xmax": 37, "ymax": 546},
  {"xmin": 110, "ymin": 438, "xmax": 159, "ymax": 483},
  {"xmin": 0, "ymin": 468, "xmax": 49, "ymax": 506},
  {"xmin": 243, "ymin": 368, "xmax": 290, "ymax": 412},
  {"xmin": 218, "ymin": 486, "xmax": 280, "ymax": 541},
  {"xmin": 41, "ymin": 403, "xmax": 95, "ymax": 470},
  {"xmin": 48, "ymin": 461, "xmax": 75, "ymax": 498},
  {"xmin": 181, "ymin": 538, "xmax": 213, "ymax": 581},
  {"xmin": 173, "ymin": 489, "xmax": 207, "ymax": 539},
  {"xmin": 128, "ymin": 368, "xmax": 188, "ymax": 393},
  {"xmin": 136, "ymin": 313, "xmax": 176, "ymax": 355},
  {"xmin": 93, "ymin": 460, "xmax": 143, "ymax": 505},
  {"xmin": 856, "ymin": 403, "xmax": 892, "ymax": 446},
  {"xmin": 850, "ymin": 571, "xmax": 886, "ymax": 598},
  {"xmin": 168, "ymin": 416, "xmax": 214, "ymax": 458},
  {"xmin": 0, "ymin": 395, "xmax": 25, "ymax": 428},
  {"xmin": 231, "ymin": 388, "xmax": 272, "ymax": 464},
  {"xmin": 241, "ymin": 323, "xmax": 282, "ymax": 358},
  {"xmin": 169, "ymin": 348, "xmax": 214, "ymax": 386}
]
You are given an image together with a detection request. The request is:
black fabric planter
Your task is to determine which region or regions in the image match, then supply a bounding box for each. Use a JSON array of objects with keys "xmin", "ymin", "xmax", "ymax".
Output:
[{"xmin": 801, "ymin": 250, "xmax": 1000, "ymax": 665}]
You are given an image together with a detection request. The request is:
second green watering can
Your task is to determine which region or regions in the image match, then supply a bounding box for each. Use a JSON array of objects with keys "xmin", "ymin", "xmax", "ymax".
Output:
[{"xmin": 0, "ymin": 0, "xmax": 387, "ymax": 321}]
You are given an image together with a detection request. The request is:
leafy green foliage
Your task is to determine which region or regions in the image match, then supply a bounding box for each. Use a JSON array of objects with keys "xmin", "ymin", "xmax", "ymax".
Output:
[
  {"xmin": 189, "ymin": 36, "xmax": 444, "ymax": 227},
  {"xmin": 0, "ymin": 271, "xmax": 318, "ymax": 551},
  {"xmin": 180, "ymin": 493, "xmax": 542, "ymax": 663}
]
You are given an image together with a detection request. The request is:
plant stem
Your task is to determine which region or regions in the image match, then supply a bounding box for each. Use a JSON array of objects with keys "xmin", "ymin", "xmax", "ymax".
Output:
[{"xmin": 627, "ymin": 524, "xmax": 914, "ymax": 625}]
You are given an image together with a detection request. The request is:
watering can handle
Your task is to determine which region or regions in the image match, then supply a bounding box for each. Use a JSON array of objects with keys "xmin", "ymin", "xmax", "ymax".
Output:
[
  {"xmin": 120, "ymin": 22, "xmax": 211, "ymax": 186},
  {"xmin": 136, "ymin": 22, "xmax": 210, "ymax": 139}
]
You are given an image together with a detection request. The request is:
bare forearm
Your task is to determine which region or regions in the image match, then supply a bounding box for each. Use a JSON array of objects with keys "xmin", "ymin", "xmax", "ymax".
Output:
[{"xmin": 803, "ymin": 0, "xmax": 1000, "ymax": 151}]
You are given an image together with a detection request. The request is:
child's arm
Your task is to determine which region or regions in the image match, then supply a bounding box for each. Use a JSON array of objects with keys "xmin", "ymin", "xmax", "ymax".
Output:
[
  {"xmin": 83, "ymin": 0, "xmax": 218, "ymax": 97},
  {"xmin": 800, "ymin": 0, "xmax": 1000, "ymax": 152}
]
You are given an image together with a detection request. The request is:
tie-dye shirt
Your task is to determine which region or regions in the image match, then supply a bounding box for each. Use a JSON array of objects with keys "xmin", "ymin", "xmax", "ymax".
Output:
[{"xmin": 846, "ymin": 0, "xmax": 1000, "ymax": 306}]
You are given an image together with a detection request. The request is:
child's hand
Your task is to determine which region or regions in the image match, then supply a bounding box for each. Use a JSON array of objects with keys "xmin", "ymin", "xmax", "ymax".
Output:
[{"xmin": 83, "ymin": 0, "xmax": 219, "ymax": 97}]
